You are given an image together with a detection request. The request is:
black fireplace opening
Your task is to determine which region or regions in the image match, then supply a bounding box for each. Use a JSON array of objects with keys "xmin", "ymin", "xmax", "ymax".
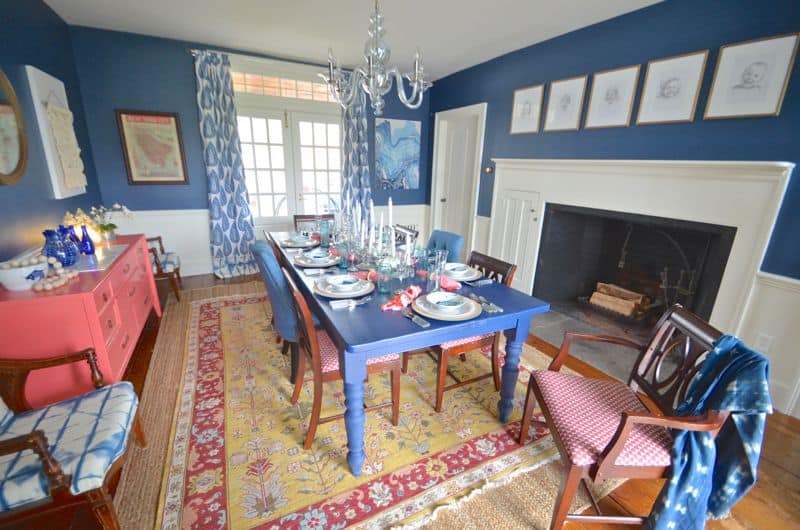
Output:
[{"xmin": 533, "ymin": 203, "xmax": 736, "ymax": 332}]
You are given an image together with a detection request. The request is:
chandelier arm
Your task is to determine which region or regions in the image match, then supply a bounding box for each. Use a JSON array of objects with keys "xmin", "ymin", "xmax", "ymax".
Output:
[{"xmin": 390, "ymin": 69, "xmax": 424, "ymax": 109}]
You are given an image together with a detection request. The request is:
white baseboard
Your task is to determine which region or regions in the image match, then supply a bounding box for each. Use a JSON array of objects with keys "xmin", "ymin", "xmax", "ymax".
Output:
[{"xmin": 112, "ymin": 209, "xmax": 213, "ymax": 276}]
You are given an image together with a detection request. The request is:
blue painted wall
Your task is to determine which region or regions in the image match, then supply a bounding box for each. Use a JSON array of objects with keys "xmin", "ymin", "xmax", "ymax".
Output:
[
  {"xmin": 69, "ymin": 26, "xmax": 431, "ymax": 209},
  {"xmin": 430, "ymin": 0, "xmax": 800, "ymax": 279},
  {"xmin": 0, "ymin": 0, "xmax": 101, "ymax": 260}
]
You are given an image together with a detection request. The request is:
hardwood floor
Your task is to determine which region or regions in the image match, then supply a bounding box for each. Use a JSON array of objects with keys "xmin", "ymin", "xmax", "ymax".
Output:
[{"xmin": 54, "ymin": 274, "xmax": 800, "ymax": 528}]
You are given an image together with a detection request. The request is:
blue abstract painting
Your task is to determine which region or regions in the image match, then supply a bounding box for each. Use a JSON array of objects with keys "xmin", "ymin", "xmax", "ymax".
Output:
[{"xmin": 375, "ymin": 118, "xmax": 420, "ymax": 190}]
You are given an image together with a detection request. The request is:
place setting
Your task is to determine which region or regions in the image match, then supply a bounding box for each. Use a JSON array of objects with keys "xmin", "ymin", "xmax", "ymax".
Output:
[
  {"xmin": 313, "ymin": 272, "xmax": 375, "ymax": 300},
  {"xmin": 293, "ymin": 247, "xmax": 340, "ymax": 268},
  {"xmin": 279, "ymin": 232, "xmax": 320, "ymax": 249}
]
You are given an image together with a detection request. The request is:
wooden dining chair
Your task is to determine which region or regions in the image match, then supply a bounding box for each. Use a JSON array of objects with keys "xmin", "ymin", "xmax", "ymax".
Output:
[
  {"xmin": 402, "ymin": 251, "xmax": 517, "ymax": 412},
  {"xmin": 147, "ymin": 235, "xmax": 182, "ymax": 301},
  {"xmin": 518, "ymin": 304, "xmax": 729, "ymax": 529},
  {"xmin": 293, "ymin": 214, "xmax": 334, "ymax": 232},
  {"xmin": 281, "ymin": 267, "xmax": 402, "ymax": 449}
]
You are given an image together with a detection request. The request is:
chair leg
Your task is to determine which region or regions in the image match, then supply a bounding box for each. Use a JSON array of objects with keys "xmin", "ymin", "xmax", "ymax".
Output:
[
  {"xmin": 390, "ymin": 367, "xmax": 400, "ymax": 425},
  {"xmin": 132, "ymin": 414, "xmax": 147, "ymax": 447},
  {"xmin": 289, "ymin": 342, "xmax": 299, "ymax": 385},
  {"xmin": 168, "ymin": 273, "xmax": 181, "ymax": 301},
  {"xmin": 303, "ymin": 373, "xmax": 323, "ymax": 450},
  {"xmin": 281, "ymin": 340, "xmax": 289, "ymax": 356},
  {"xmin": 87, "ymin": 488, "xmax": 121, "ymax": 530},
  {"xmin": 459, "ymin": 353, "xmax": 467, "ymax": 362},
  {"xmin": 401, "ymin": 352, "xmax": 410, "ymax": 374},
  {"xmin": 291, "ymin": 352, "xmax": 305, "ymax": 404},
  {"xmin": 519, "ymin": 382, "xmax": 537, "ymax": 444},
  {"xmin": 551, "ymin": 464, "xmax": 582, "ymax": 530},
  {"xmin": 435, "ymin": 351, "xmax": 449, "ymax": 413},
  {"xmin": 174, "ymin": 267, "xmax": 183, "ymax": 287}
]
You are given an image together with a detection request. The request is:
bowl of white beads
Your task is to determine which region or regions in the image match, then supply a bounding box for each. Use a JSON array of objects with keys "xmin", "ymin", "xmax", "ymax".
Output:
[
  {"xmin": 30, "ymin": 257, "xmax": 80, "ymax": 292},
  {"xmin": 0, "ymin": 256, "xmax": 50, "ymax": 291}
]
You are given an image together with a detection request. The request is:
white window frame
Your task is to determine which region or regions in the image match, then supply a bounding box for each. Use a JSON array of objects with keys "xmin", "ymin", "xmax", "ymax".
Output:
[{"xmin": 231, "ymin": 55, "xmax": 342, "ymax": 232}]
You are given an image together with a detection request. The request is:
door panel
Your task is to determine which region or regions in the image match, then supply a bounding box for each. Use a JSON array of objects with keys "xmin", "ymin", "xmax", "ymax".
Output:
[{"xmin": 489, "ymin": 189, "xmax": 541, "ymax": 292}]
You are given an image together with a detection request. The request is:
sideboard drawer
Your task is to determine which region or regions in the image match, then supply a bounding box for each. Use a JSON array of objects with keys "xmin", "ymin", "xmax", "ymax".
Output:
[
  {"xmin": 93, "ymin": 280, "xmax": 113, "ymax": 312},
  {"xmin": 133, "ymin": 279, "xmax": 154, "ymax": 325},
  {"xmin": 98, "ymin": 301, "xmax": 120, "ymax": 344},
  {"xmin": 107, "ymin": 313, "xmax": 136, "ymax": 379},
  {"xmin": 111, "ymin": 249, "xmax": 138, "ymax": 290}
]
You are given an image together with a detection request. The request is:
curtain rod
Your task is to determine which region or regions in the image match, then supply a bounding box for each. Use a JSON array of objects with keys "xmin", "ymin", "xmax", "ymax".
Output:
[{"xmin": 188, "ymin": 48, "xmax": 328, "ymax": 69}]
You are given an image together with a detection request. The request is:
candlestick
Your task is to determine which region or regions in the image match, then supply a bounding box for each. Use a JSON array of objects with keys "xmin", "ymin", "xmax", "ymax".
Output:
[
  {"xmin": 405, "ymin": 233, "xmax": 412, "ymax": 265},
  {"xmin": 369, "ymin": 199, "xmax": 375, "ymax": 229},
  {"xmin": 388, "ymin": 197, "xmax": 393, "ymax": 229}
]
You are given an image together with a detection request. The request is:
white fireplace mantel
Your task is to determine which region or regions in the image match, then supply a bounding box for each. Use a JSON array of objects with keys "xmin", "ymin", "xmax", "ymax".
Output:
[{"xmin": 488, "ymin": 158, "xmax": 794, "ymax": 333}]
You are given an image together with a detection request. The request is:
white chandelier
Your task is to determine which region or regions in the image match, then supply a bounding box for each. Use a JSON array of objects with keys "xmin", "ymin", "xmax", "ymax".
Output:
[{"xmin": 321, "ymin": 0, "xmax": 431, "ymax": 116}]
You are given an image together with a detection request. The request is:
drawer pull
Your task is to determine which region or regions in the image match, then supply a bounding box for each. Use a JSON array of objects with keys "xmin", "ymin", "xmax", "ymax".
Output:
[
  {"xmin": 128, "ymin": 286, "xmax": 137, "ymax": 297},
  {"xmin": 143, "ymin": 295, "xmax": 150, "ymax": 306},
  {"xmin": 121, "ymin": 334, "xmax": 130, "ymax": 350},
  {"xmin": 123, "ymin": 264, "xmax": 131, "ymax": 274},
  {"xmin": 102, "ymin": 292, "xmax": 109, "ymax": 303},
  {"xmin": 107, "ymin": 319, "xmax": 114, "ymax": 329}
]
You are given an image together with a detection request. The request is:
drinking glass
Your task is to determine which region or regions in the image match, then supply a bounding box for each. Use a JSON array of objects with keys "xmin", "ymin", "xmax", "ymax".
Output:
[
  {"xmin": 427, "ymin": 249, "xmax": 449, "ymax": 292},
  {"xmin": 377, "ymin": 260, "xmax": 394, "ymax": 295},
  {"xmin": 336, "ymin": 242, "xmax": 349, "ymax": 271}
]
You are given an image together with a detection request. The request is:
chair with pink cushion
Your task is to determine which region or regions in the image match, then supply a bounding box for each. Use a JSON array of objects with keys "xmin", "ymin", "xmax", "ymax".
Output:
[
  {"xmin": 402, "ymin": 251, "xmax": 517, "ymax": 412},
  {"xmin": 518, "ymin": 304, "xmax": 729, "ymax": 529},
  {"xmin": 281, "ymin": 267, "xmax": 401, "ymax": 450}
]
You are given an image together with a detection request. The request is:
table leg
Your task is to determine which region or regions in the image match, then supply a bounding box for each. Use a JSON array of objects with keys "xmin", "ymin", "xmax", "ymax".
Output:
[
  {"xmin": 498, "ymin": 316, "xmax": 531, "ymax": 423},
  {"xmin": 342, "ymin": 352, "xmax": 367, "ymax": 476}
]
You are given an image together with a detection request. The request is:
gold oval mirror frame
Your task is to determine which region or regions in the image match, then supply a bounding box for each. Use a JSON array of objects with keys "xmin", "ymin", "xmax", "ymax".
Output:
[{"xmin": 0, "ymin": 69, "xmax": 28, "ymax": 185}]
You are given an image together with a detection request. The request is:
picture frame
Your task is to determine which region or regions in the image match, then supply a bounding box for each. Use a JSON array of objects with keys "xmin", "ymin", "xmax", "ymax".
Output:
[
  {"xmin": 374, "ymin": 118, "xmax": 421, "ymax": 190},
  {"xmin": 705, "ymin": 33, "xmax": 799, "ymax": 119},
  {"xmin": 116, "ymin": 110, "xmax": 189, "ymax": 185},
  {"xmin": 584, "ymin": 64, "xmax": 640, "ymax": 129},
  {"xmin": 509, "ymin": 84, "xmax": 544, "ymax": 134},
  {"xmin": 543, "ymin": 75, "xmax": 587, "ymax": 131},
  {"xmin": 637, "ymin": 50, "xmax": 709, "ymax": 125}
]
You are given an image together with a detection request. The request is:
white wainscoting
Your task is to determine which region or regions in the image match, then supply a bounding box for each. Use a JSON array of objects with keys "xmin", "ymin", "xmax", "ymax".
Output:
[
  {"xmin": 377, "ymin": 204, "xmax": 430, "ymax": 242},
  {"xmin": 112, "ymin": 210, "xmax": 213, "ymax": 276},
  {"xmin": 737, "ymin": 272, "xmax": 800, "ymax": 416}
]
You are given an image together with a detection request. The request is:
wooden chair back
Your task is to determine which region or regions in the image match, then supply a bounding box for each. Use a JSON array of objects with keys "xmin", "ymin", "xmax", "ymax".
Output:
[
  {"xmin": 293, "ymin": 214, "xmax": 334, "ymax": 232},
  {"xmin": 264, "ymin": 232, "xmax": 286, "ymax": 266},
  {"xmin": 467, "ymin": 251, "xmax": 517, "ymax": 287},
  {"xmin": 629, "ymin": 304, "xmax": 723, "ymax": 415},
  {"xmin": 281, "ymin": 267, "xmax": 322, "ymax": 374}
]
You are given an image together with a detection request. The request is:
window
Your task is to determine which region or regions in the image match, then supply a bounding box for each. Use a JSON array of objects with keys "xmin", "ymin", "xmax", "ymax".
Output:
[
  {"xmin": 231, "ymin": 56, "xmax": 343, "ymax": 222},
  {"xmin": 232, "ymin": 72, "xmax": 336, "ymax": 102}
]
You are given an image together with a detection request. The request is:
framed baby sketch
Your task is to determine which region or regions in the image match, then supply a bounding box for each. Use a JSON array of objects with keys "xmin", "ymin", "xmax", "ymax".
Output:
[
  {"xmin": 705, "ymin": 33, "xmax": 799, "ymax": 119},
  {"xmin": 544, "ymin": 75, "xmax": 587, "ymax": 131},
  {"xmin": 637, "ymin": 50, "xmax": 709, "ymax": 125},
  {"xmin": 509, "ymin": 84, "xmax": 543, "ymax": 134},
  {"xmin": 585, "ymin": 65, "xmax": 640, "ymax": 129}
]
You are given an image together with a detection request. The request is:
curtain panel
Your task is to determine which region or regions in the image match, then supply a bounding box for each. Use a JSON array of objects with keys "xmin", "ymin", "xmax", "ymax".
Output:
[{"xmin": 194, "ymin": 51, "xmax": 257, "ymax": 278}]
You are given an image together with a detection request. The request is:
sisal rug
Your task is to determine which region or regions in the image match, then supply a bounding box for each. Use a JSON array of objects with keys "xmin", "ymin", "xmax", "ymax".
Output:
[{"xmin": 116, "ymin": 282, "xmax": 619, "ymax": 529}]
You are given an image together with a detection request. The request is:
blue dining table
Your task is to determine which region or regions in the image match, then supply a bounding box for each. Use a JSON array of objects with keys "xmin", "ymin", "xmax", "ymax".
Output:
[{"xmin": 272, "ymin": 232, "xmax": 550, "ymax": 476}]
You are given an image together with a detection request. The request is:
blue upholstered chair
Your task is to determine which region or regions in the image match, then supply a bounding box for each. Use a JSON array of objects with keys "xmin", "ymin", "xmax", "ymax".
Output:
[
  {"xmin": 0, "ymin": 348, "xmax": 144, "ymax": 530},
  {"xmin": 252, "ymin": 240, "xmax": 302, "ymax": 383},
  {"xmin": 426, "ymin": 230, "xmax": 465, "ymax": 262}
]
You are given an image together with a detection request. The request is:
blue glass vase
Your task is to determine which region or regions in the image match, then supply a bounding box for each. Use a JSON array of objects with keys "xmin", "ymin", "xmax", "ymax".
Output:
[
  {"xmin": 80, "ymin": 225, "xmax": 95, "ymax": 255},
  {"xmin": 43, "ymin": 229, "xmax": 78, "ymax": 266}
]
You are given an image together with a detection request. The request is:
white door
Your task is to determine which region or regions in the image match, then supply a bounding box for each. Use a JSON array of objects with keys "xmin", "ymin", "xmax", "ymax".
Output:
[
  {"xmin": 431, "ymin": 103, "xmax": 487, "ymax": 260},
  {"xmin": 488, "ymin": 189, "xmax": 541, "ymax": 292}
]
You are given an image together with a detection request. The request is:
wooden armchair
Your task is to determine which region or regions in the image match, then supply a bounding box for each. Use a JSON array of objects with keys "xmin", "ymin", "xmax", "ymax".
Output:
[
  {"xmin": 0, "ymin": 348, "xmax": 145, "ymax": 530},
  {"xmin": 402, "ymin": 251, "xmax": 517, "ymax": 412},
  {"xmin": 147, "ymin": 236, "xmax": 182, "ymax": 301},
  {"xmin": 518, "ymin": 304, "xmax": 728, "ymax": 528}
]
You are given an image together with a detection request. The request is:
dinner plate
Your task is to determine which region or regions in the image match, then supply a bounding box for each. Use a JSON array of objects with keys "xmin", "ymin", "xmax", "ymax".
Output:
[
  {"xmin": 443, "ymin": 264, "xmax": 482, "ymax": 282},
  {"xmin": 280, "ymin": 237, "xmax": 318, "ymax": 249},
  {"xmin": 412, "ymin": 296, "xmax": 482, "ymax": 322},
  {"xmin": 313, "ymin": 279, "xmax": 374, "ymax": 299},
  {"xmin": 325, "ymin": 274, "xmax": 361, "ymax": 292},
  {"xmin": 294, "ymin": 255, "xmax": 340, "ymax": 268},
  {"xmin": 425, "ymin": 291, "xmax": 468, "ymax": 313}
]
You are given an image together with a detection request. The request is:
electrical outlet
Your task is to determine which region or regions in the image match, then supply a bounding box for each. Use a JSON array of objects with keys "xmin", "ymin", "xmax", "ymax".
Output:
[{"xmin": 754, "ymin": 333, "xmax": 774, "ymax": 354}]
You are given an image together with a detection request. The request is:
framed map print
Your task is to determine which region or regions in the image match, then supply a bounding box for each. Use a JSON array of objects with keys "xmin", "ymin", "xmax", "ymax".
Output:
[{"xmin": 116, "ymin": 110, "xmax": 189, "ymax": 184}]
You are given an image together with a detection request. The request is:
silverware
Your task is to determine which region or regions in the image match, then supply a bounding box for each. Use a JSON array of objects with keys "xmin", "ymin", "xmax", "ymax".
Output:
[
  {"xmin": 478, "ymin": 294, "xmax": 503, "ymax": 313},
  {"xmin": 329, "ymin": 296, "xmax": 372, "ymax": 310},
  {"xmin": 401, "ymin": 307, "xmax": 430, "ymax": 328},
  {"xmin": 464, "ymin": 278, "xmax": 493, "ymax": 287}
]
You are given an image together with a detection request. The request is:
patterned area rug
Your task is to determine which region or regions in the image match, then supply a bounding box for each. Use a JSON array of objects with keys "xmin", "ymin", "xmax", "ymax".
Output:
[{"xmin": 153, "ymin": 291, "xmax": 568, "ymax": 529}]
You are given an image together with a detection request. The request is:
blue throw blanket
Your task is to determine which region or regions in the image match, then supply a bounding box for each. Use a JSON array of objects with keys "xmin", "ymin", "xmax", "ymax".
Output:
[{"xmin": 646, "ymin": 335, "xmax": 772, "ymax": 530}]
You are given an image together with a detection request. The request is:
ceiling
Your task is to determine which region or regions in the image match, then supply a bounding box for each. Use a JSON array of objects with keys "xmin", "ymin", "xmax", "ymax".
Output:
[{"xmin": 45, "ymin": 0, "xmax": 659, "ymax": 80}]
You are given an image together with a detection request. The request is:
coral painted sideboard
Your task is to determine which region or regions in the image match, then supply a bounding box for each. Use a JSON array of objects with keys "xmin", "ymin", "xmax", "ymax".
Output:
[{"xmin": 0, "ymin": 234, "xmax": 161, "ymax": 407}]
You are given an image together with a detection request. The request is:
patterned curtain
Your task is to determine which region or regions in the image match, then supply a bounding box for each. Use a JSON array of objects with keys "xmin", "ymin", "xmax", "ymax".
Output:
[
  {"xmin": 340, "ymin": 75, "xmax": 372, "ymax": 225},
  {"xmin": 194, "ymin": 51, "xmax": 257, "ymax": 278}
]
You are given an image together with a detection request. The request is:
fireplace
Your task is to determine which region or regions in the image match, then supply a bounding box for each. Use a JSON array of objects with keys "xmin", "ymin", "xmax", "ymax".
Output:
[{"xmin": 533, "ymin": 203, "xmax": 736, "ymax": 337}]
